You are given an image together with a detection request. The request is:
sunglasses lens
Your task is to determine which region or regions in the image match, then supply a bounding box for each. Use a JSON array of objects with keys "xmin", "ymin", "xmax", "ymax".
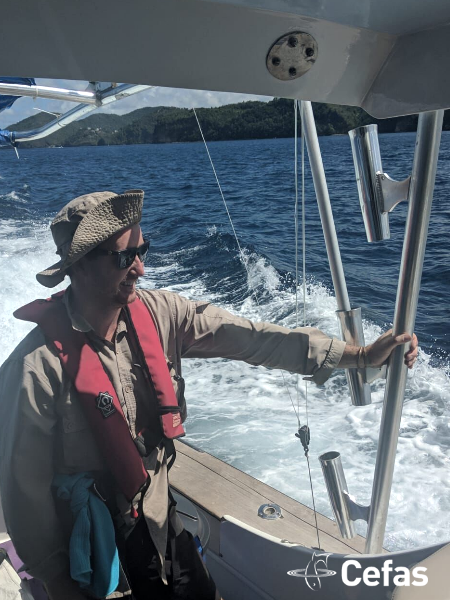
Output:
[
  {"xmin": 118, "ymin": 241, "xmax": 149, "ymax": 268},
  {"xmin": 118, "ymin": 253, "xmax": 132, "ymax": 269},
  {"xmin": 137, "ymin": 241, "xmax": 150, "ymax": 262}
]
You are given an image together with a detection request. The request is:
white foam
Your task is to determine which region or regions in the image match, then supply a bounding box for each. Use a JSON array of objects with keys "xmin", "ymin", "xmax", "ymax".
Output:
[
  {"xmin": 243, "ymin": 250, "xmax": 281, "ymax": 296},
  {"xmin": 0, "ymin": 219, "xmax": 67, "ymax": 365},
  {"xmin": 4, "ymin": 191, "xmax": 20, "ymax": 201}
]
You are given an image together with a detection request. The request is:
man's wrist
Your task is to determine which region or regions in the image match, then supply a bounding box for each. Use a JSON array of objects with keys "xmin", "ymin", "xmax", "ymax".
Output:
[
  {"xmin": 338, "ymin": 344, "xmax": 364, "ymax": 369},
  {"xmin": 357, "ymin": 346, "xmax": 367, "ymax": 369}
]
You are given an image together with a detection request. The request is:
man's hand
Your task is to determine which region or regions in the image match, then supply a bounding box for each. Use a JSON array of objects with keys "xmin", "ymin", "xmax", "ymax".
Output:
[
  {"xmin": 338, "ymin": 330, "xmax": 418, "ymax": 370},
  {"xmin": 365, "ymin": 330, "xmax": 418, "ymax": 369}
]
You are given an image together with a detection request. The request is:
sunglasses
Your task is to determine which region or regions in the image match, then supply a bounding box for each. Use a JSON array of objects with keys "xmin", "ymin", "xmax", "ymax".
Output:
[{"xmin": 93, "ymin": 240, "xmax": 150, "ymax": 269}]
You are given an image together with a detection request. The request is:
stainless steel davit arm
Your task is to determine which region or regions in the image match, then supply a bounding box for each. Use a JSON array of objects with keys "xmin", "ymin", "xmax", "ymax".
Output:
[
  {"xmin": 301, "ymin": 101, "xmax": 371, "ymax": 406},
  {"xmin": 365, "ymin": 110, "xmax": 444, "ymax": 554},
  {"xmin": 12, "ymin": 84, "xmax": 151, "ymax": 143}
]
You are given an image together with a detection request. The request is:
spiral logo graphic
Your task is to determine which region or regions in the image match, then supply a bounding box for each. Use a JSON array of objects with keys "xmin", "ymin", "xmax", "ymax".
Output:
[{"xmin": 288, "ymin": 552, "xmax": 336, "ymax": 591}]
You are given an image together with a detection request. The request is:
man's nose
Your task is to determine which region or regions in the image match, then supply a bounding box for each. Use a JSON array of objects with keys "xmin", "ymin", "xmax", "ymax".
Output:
[{"xmin": 131, "ymin": 254, "xmax": 145, "ymax": 276}]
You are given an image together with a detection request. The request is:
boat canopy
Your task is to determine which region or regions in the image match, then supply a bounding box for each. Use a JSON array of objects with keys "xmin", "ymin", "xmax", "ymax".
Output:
[{"xmin": 1, "ymin": 0, "xmax": 450, "ymax": 118}]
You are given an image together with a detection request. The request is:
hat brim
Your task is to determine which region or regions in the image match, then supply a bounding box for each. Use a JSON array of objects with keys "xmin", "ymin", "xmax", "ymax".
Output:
[
  {"xmin": 36, "ymin": 190, "xmax": 144, "ymax": 288},
  {"xmin": 36, "ymin": 259, "xmax": 68, "ymax": 288}
]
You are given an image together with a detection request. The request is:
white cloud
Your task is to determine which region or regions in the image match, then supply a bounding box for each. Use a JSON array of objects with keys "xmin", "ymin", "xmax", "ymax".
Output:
[{"xmin": 0, "ymin": 78, "xmax": 272, "ymax": 129}]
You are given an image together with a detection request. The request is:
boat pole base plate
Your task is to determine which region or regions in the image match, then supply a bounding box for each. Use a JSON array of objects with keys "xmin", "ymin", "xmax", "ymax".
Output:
[
  {"xmin": 266, "ymin": 32, "xmax": 318, "ymax": 81},
  {"xmin": 258, "ymin": 503, "xmax": 283, "ymax": 520}
]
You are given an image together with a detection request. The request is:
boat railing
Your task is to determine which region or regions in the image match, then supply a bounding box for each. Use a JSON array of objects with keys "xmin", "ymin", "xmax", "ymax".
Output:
[
  {"xmin": 0, "ymin": 81, "xmax": 151, "ymax": 144},
  {"xmin": 304, "ymin": 104, "xmax": 444, "ymax": 553}
]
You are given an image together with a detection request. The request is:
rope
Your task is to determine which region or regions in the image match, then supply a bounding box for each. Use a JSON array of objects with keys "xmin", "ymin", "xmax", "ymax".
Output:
[
  {"xmin": 300, "ymin": 101, "xmax": 309, "ymax": 431},
  {"xmin": 194, "ymin": 103, "xmax": 321, "ymax": 547},
  {"xmin": 295, "ymin": 99, "xmax": 321, "ymax": 550},
  {"xmin": 192, "ymin": 109, "xmax": 247, "ymax": 267},
  {"xmin": 192, "ymin": 107, "xmax": 298, "ymax": 419}
]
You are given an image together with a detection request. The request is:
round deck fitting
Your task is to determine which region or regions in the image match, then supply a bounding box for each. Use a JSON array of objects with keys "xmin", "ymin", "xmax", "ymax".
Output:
[
  {"xmin": 266, "ymin": 32, "xmax": 318, "ymax": 81},
  {"xmin": 258, "ymin": 503, "xmax": 283, "ymax": 520}
]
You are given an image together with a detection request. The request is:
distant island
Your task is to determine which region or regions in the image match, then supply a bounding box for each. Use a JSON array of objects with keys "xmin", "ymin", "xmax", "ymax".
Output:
[{"xmin": 6, "ymin": 98, "xmax": 450, "ymax": 149}]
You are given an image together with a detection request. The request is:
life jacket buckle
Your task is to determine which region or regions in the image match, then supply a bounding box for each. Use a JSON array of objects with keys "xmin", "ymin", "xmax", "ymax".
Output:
[{"xmin": 134, "ymin": 429, "xmax": 162, "ymax": 458}]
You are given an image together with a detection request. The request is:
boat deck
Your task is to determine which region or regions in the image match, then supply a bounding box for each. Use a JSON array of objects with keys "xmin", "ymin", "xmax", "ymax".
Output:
[{"xmin": 170, "ymin": 440, "xmax": 371, "ymax": 556}]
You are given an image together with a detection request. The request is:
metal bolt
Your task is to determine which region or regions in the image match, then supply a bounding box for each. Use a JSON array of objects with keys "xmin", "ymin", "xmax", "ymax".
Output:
[
  {"xmin": 289, "ymin": 67, "xmax": 297, "ymax": 77},
  {"xmin": 305, "ymin": 47, "xmax": 314, "ymax": 57},
  {"xmin": 288, "ymin": 36, "xmax": 298, "ymax": 48},
  {"xmin": 272, "ymin": 57, "xmax": 281, "ymax": 66}
]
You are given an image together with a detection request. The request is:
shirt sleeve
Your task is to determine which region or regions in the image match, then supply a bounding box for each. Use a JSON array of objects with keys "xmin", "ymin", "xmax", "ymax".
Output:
[
  {"xmin": 173, "ymin": 295, "xmax": 346, "ymax": 385},
  {"xmin": 0, "ymin": 357, "xmax": 70, "ymax": 583}
]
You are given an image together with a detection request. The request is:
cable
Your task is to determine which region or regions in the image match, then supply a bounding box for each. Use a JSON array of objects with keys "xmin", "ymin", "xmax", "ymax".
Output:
[
  {"xmin": 192, "ymin": 108, "xmax": 247, "ymax": 266},
  {"xmin": 194, "ymin": 104, "xmax": 321, "ymax": 548},
  {"xmin": 192, "ymin": 107, "xmax": 300, "ymax": 424},
  {"xmin": 297, "ymin": 99, "xmax": 321, "ymax": 550}
]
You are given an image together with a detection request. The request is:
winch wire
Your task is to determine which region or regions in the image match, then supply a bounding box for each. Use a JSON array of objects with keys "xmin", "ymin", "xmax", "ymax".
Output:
[
  {"xmin": 294, "ymin": 103, "xmax": 299, "ymax": 329},
  {"xmin": 194, "ymin": 102, "xmax": 321, "ymax": 547},
  {"xmin": 192, "ymin": 108, "xmax": 246, "ymax": 264},
  {"xmin": 192, "ymin": 107, "xmax": 299, "ymax": 425},
  {"xmin": 300, "ymin": 101, "xmax": 309, "ymax": 428},
  {"xmin": 294, "ymin": 100, "xmax": 321, "ymax": 548},
  {"xmin": 294, "ymin": 100, "xmax": 301, "ymax": 418},
  {"xmin": 298, "ymin": 100, "xmax": 321, "ymax": 550}
]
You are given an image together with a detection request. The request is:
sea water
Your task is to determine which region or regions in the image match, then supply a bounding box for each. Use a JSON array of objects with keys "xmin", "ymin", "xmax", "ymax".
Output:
[{"xmin": 1, "ymin": 133, "xmax": 449, "ymax": 551}]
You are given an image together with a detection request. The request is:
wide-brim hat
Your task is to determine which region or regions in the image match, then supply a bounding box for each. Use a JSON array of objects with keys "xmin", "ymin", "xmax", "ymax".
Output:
[{"xmin": 37, "ymin": 189, "xmax": 144, "ymax": 288}]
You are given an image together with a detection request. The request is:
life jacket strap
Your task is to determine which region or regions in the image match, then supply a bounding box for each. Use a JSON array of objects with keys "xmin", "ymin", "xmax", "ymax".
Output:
[{"xmin": 14, "ymin": 292, "xmax": 148, "ymax": 501}]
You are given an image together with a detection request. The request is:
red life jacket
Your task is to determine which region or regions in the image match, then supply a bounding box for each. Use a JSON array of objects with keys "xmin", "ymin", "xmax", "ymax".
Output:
[{"xmin": 14, "ymin": 290, "xmax": 185, "ymax": 501}]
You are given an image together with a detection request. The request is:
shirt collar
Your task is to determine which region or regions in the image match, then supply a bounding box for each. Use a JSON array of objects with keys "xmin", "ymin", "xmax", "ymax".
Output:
[
  {"xmin": 63, "ymin": 286, "xmax": 93, "ymax": 333},
  {"xmin": 63, "ymin": 286, "xmax": 128, "ymax": 338}
]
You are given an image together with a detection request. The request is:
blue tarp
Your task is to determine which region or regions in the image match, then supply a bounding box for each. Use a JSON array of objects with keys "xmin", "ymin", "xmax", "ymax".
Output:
[
  {"xmin": 0, "ymin": 77, "xmax": 35, "ymax": 114},
  {"xmin": 0, "ymin": 129, "xmax": 15, "ymax": 148}
]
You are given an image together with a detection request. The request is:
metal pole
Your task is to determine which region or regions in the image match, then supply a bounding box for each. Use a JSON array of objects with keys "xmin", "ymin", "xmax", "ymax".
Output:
[
  {"xmin": 365, "ymin": 110, "xmax": 444, "ymax": 554},
  {"xmin": 0, "ymin": 82, "xmax": 97, "ymax": 104},
  {"xmin": 14, "ymin": 84, "xmax": 151, "ymax": 143},
  {"xmin": 301, "ymin": 101, "xmax": 371, "ymax": 406},
  {"xmin": 301, "ymin": 101, "xmax": 351, "ymax": 311}
]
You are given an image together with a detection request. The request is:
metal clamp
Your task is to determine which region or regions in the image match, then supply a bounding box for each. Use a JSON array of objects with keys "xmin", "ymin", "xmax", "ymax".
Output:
[
  {"xmin": 378, "ymin": 173, "xmax": 411, "ymax": 213},
  {"xmin": 349, "ymin": 124, "xmax": 410, "ymax": 242},
  {"xmin": 319, "ymin": 451, "xmax": 369, "ymax": 539},
  {"xmin": 336, "ymin": 307, "xmax": 372, "ymax": 405}
]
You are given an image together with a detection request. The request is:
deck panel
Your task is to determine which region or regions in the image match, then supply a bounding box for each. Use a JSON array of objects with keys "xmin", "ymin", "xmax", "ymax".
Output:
[{"xmin": 170, "ymin": 441, "xmax": 369, "ymax": 555}]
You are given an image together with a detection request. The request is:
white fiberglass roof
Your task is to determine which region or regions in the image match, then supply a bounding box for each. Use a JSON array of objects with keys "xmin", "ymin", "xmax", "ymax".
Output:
[{"xmin": 2, "ymin": 0, "xmax": 450, "ymax": 118}]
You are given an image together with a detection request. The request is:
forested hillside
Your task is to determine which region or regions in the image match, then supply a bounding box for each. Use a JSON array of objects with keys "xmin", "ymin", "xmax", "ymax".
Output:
[{"xmin": 6, "ymin": 98, "xmax": 450, "ymax": 149}]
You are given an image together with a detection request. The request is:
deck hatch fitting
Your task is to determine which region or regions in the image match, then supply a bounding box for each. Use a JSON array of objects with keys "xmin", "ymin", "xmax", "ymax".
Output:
[
  {"xmin": 258, "ymin": 503, "xmax": 283, "ymax": 520},
  {"xmin": 266, "ymin": 32, "xmax": 318, "ymax": 81}
]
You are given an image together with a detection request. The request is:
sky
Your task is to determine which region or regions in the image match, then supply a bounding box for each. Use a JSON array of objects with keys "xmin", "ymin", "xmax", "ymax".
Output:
[{"xmin": 0, "ymin": 78, "xmax": 272, "ymax": 129}]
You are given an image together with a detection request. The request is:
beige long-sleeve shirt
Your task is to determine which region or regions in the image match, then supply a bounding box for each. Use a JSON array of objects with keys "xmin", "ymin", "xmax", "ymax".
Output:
[{"xmin": 0, "ymin": 287, "xmax": 346, "ymax": 594}]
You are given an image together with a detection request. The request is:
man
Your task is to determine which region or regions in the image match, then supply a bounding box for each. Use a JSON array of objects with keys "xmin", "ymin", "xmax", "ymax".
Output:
[{"xmin": 0, "ymin": 190, "xmax": 417, "ymax": 600}]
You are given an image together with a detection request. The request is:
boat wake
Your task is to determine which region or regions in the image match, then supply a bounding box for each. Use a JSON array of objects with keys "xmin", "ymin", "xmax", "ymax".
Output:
[{"xmin": 1, "ymin": 194, "xmax": 449, "ymax": 553}]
